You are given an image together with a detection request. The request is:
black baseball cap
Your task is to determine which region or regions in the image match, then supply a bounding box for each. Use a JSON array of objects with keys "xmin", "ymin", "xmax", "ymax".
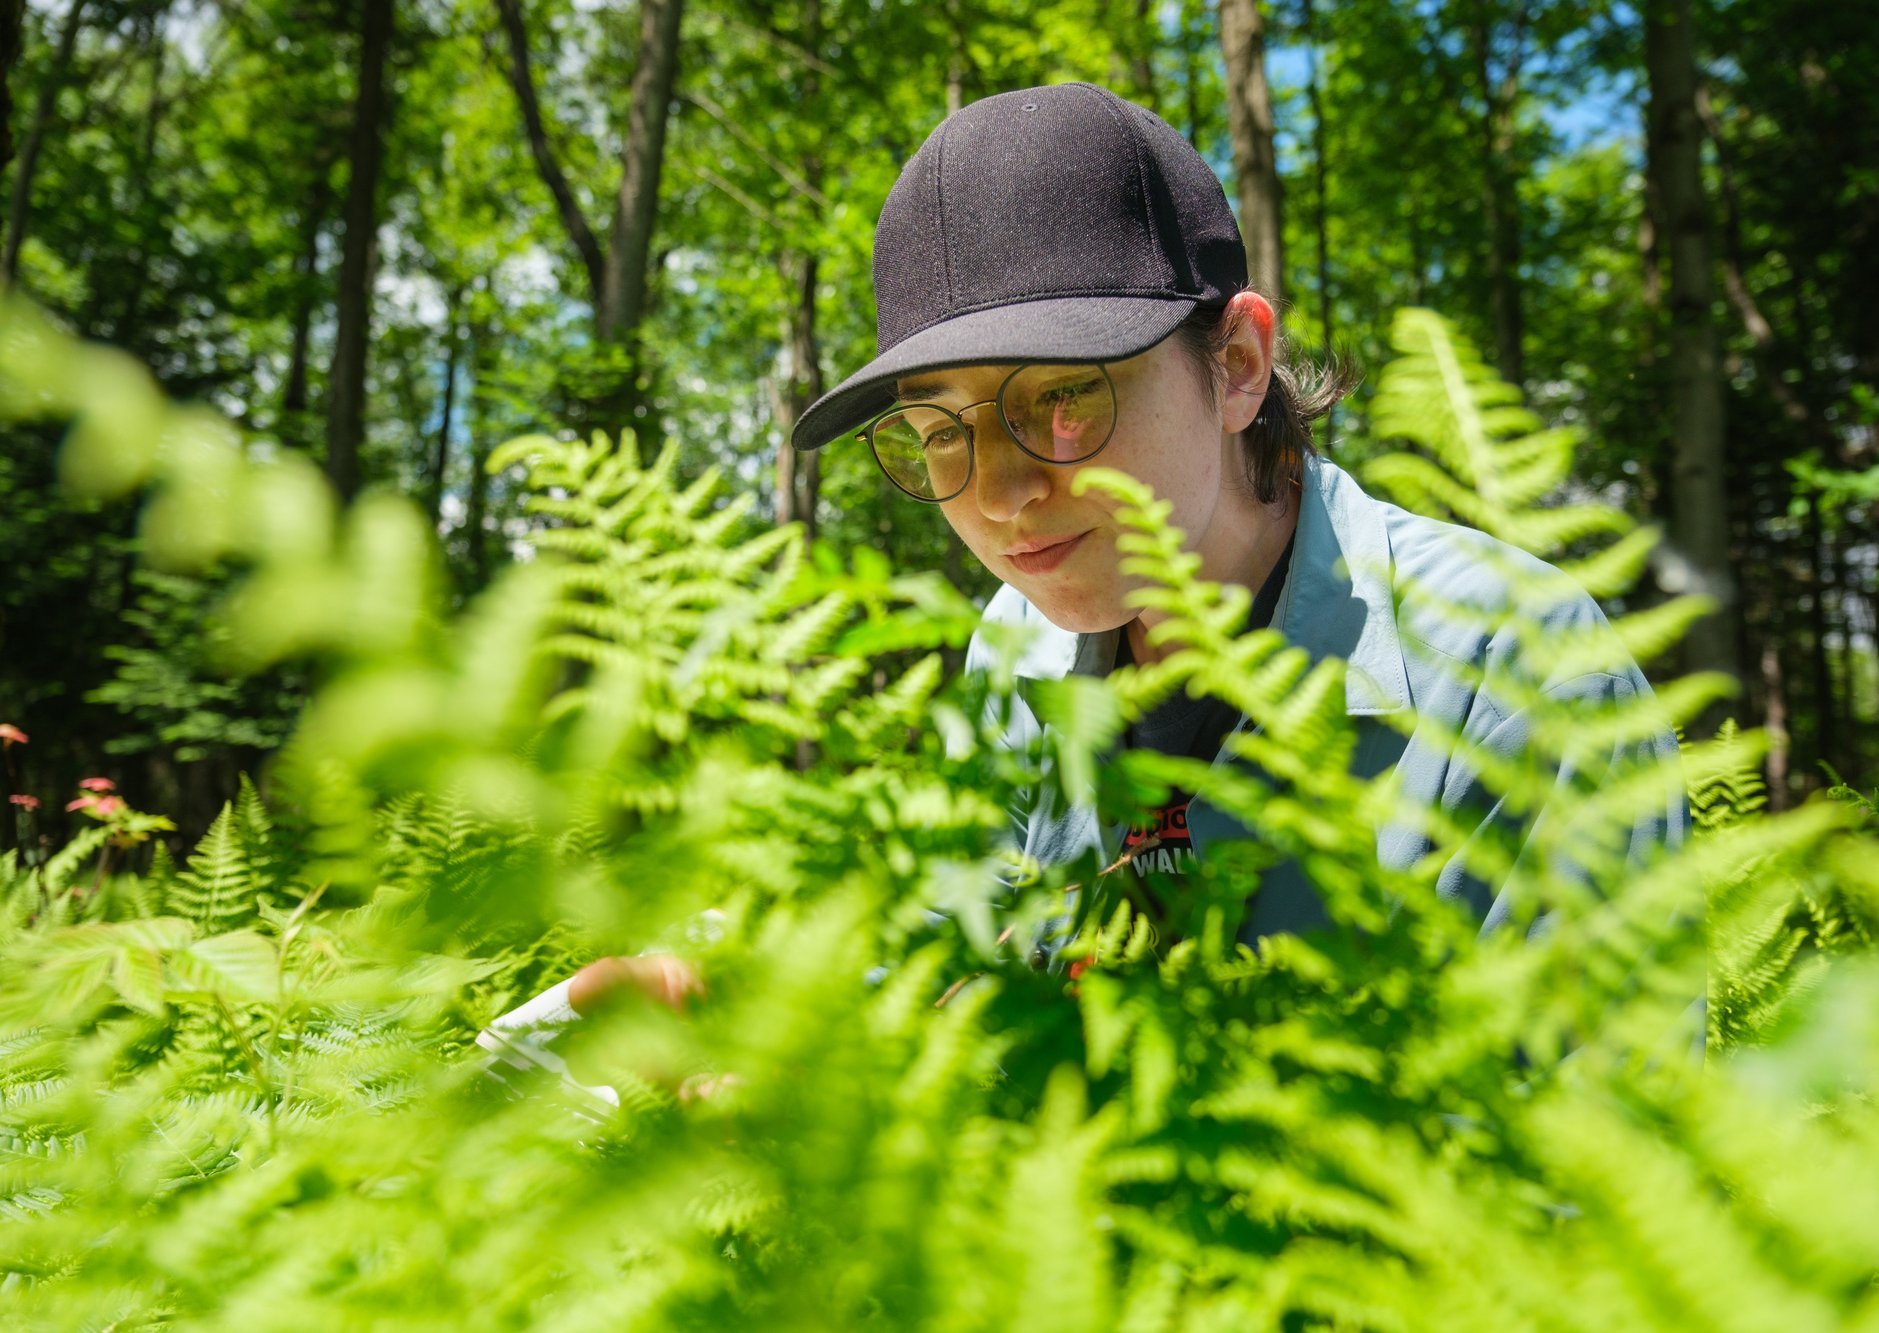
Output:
[{"xmin": 791, "ymin": 82, "xmax": 1248, "ymax": 452}]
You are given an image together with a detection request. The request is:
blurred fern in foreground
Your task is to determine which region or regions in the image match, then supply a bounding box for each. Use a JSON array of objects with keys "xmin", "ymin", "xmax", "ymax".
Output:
[{"xmin": 2, "ymin": 296, "xmax": 1877, "ymax": 1328}]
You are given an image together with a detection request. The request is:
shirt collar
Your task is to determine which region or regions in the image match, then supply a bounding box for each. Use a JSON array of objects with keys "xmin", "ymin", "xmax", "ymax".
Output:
[{"xmin": 1006, "ymin": 454, "xmax": 1412, "ymax": 716}]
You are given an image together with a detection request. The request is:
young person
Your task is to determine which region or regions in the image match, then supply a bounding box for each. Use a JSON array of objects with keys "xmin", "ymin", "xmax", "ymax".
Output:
[{"xmin": 480, "ymin": 82, "xmax": 1685, "ymax": 1077}]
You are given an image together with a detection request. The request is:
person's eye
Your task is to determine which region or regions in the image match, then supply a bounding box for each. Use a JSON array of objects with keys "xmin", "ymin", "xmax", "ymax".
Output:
[
  {"xmin": 921, "ymin": 423, "xmax": 968, "ymax": 450},
  {"xmin": 1040, "ymin": 378, "xmax": 1102, "ymax": 406}
]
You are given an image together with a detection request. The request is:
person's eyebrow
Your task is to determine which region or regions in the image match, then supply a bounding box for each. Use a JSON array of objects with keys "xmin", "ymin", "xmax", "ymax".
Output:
[{"xmin": 893, "ymin": 378, "xmax": 959, "ymax": 402}]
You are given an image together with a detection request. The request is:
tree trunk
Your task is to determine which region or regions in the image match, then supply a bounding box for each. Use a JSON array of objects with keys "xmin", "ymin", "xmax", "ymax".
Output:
[
  {"xmin": 773, "ymin": 252, "xmax": 823, "ymax": 538},
  {"xmin": 1302, "ymin": 1, "xmax": 1331, "ymax": 346},
  {"xmin": 1180, "ymin": 0, "xmax": 1202, "ymax": 144},
  {"xmin": 1803, "ymin": 496, "xmax": 1838, "ymax": 779},
  {"xmin": 464, "ymin": 311, "xmax": 493, "ymax": 593},
  {"xmin": 772, "ymin": 0, "xmax": 823, "ymax": 536},
  {"xmin": 1219, "ymin": 0, "xmax": 1283, "ymax": 301},
  {"xmin": 598, "ymin": 0, "xmax": 684, "ymax": 345},
  {"xmin": 1645, "ymin": 0, "xmax": 1738, "ymax": 702},
  {"xmin": 1301, "ymin": 0, "xmax": 1333, "ymax": 438},
  {"xmin": 428, "ymin": 287, "xmax": 464, "ymax": 527},
  {"xmin": 1760, "ymin": 638, "xmax": 1789, "ymax": 811},
  {"xmin": 2, "ymin": 0, "xmax": 86, "ymax": 285},
  {"xmin": 1469, "ymin": 4, "xmax": 1526, "ymax": 386},
  {"xmin": 1, "ymin": 0, "xmax": 26, "ymax": 205},
  {"xmin": 774, "ymin": 380, "xmax": 799, "ymax": 528},
  {"xmin": 494, "ymin": 0, "xmax": 604, "ymax": 309},
  {"xmin": 324, "ymin": 0, "xmax": 394, "ymax": 502}
]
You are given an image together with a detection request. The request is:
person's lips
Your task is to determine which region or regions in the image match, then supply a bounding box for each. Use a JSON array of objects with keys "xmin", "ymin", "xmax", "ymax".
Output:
[{"xmin": 1005, "ymin": 530, "xmax": 1090, "ymax": 576}]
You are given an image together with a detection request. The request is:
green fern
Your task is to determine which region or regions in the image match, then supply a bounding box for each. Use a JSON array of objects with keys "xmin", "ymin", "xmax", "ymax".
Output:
[{"xmin": 5, "ymin": 296, "xmax": 1879, "ymax": 1330}]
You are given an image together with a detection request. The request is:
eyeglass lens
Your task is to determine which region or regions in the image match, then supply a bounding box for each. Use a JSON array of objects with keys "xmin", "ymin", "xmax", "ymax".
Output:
[{"xmin": 868, "ymin": 364, "xmax": 1115, "ymax": 501}]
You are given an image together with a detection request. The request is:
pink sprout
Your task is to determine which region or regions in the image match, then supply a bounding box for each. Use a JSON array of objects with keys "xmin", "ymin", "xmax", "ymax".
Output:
[
  {"xmin": 8, "ymin": 794, "xmax": 40, "ymax": 811},
  {"xmin": 0, "ymin": 724, "xmax": 27, "ymax": 746},
  {"xmin": 66, "ymin": 793, "xmax": 125, "ymax": 817},
  {"xmin": 77, "ymin": 777, "xmax": 116, "ymax": 793}
]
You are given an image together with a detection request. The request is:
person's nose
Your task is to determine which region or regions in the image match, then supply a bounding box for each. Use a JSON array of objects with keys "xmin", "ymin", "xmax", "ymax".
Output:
[{"xmin": 970, "ymin": 417, "xmax": 1051, "ymax": 522}]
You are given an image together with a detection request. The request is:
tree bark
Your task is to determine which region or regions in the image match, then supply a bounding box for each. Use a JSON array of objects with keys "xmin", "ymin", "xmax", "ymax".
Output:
[
  {"xmin": 1219, "ymin": 0, "xmax": 1283, "ymax": 301},
  {"xmin": 324, "ymin": 0, "xmax": 394, "ymax": 502},
  {"xmin": 0, "ymin": 0, "xmax": 25, "ymax": 193},
  {"xmin": 1645, "ymin": 0, "xmax": 1738, "ymax": 700},
  {"xmin": 464, "ymin": 309, "xmax": 493, "ymax": 592},
  {"xmin": 772, "ymin": 0, "xmax": 822, "ymax": 537},
  {"xmin": 1803, "ymin": 495, "xmax": 1838, "ymax": 778},
  {"xmin": 1760, "ymin": 638, "xmax": 1789, "ymax": 810},
  {"xmin": 428, "ymin": 286, "xmax": 464, "ymax": 527},
  {"xmin": 3, "ymin": 0, "xmax": 87, "ymax": 285},
  {"xmin": 1469, "ymin": 1, "xmax": 1527, "ymax": 386},
  {"xmin": 772, "ymin": 252, "xmax": 824, "ymax": 536},
  {"xmin": 493, "ymin": 0, "xmax": 604, "ymax": 309},
  {"xmin": 1301, "ymin": 0, "xmax": 1334, "ymax": 439},
  {"xmin": 598, "ymin": 0, "xmax": 684, "ymax": 343}
]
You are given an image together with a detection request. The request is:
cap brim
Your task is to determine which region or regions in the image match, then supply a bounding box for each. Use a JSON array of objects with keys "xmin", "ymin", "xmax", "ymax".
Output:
[{"xmin": 792, "ymin": 294, "xmax": 1201, "ymax": 451}]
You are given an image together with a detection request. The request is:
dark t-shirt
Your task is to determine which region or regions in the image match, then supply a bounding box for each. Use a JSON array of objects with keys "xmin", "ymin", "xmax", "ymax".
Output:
[{"xmin": 1116, "ymin": 533, "xmax": 1295, "ymax": 891}]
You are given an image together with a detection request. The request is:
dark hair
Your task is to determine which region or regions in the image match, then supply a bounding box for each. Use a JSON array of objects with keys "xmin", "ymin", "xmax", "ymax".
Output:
[{"xmin": 1171, "ymin": 300, "xmax": 1361, "ymax": 504}]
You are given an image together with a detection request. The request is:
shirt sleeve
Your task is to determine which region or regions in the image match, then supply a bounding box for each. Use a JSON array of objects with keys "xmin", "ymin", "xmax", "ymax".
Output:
[{"xmin": 1432, "ymin": 668, "xmax": 1691, "ymax": 937}]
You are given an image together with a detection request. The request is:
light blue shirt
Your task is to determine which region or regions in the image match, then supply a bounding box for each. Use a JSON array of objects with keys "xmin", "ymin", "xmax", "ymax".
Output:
[{"xmin": 964, "ymin": 455, "xmax": 1688, "ymax": 946}]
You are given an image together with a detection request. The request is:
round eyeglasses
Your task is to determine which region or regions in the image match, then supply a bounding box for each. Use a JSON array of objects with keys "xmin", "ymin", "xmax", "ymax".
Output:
[{"xmin": 861, "ymin": 362, "xmax": 1118, "ymax": 502}]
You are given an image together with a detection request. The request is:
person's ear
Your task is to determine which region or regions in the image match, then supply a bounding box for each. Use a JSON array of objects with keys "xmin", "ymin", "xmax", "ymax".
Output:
[{"xmin": 1219, "ymin": 290, "xmax": 1276, "ymax": 434}]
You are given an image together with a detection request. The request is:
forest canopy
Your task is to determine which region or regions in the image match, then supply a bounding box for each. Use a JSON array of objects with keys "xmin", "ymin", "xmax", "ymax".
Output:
[{"xmin": 0, "ymin": 0, "xmax": 1872, "ymax": 831}]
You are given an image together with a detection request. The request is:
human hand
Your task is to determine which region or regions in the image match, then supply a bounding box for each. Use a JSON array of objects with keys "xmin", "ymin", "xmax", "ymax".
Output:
[{"xmin": 568, "ymin": 952, "xmax": 705, "ymax": 1016}]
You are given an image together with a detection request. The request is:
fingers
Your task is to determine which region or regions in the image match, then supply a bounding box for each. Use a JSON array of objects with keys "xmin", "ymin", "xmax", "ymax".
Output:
[{"xmin": 676, "ymin": 1071, "xmax": 743, "ymax": 1105}]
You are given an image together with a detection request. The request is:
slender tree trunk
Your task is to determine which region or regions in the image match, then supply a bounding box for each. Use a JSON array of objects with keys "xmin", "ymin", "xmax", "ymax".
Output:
[
  {"xmin": 598, "ymin": 0, "xmax": 684, "ymax": 344},
  {"xmin": 464, "ymin": 312, "xmax": 493, "ymax": 592},
  {"xmin": 3, "ymin": 0, "xmax": 86, "ymax": 284},
  {"xmin": 1469, "ymin": 5, "xmax": 1526, "ymax": 386},
  {"xmin": 1645, "ymin": 0, "xmax": 1737, "ymax": 702},
  {"xmin": 942, "ymin": 0, "xmax": 966, "ymax": 114},
  {"xmin": 1635, "ymin": 96, "xmax": 1672, "ymax": 525},
  {"xmin": 783, "ymin": 254, "xmax": 823, "ymax": 538},
  {"xmin": 493, "ymin": 0, "xmax": 604, "ymax": 308},
  {"xmin": 1, "ymin": 0, "xmax": 27, "ymax": 211},
  {"xmin": 428, "ymin": 286, "xmax": 464, "ymax": 527},
  {"xmin": 1181, "ymin": 0, "xmax": 1202, "ymax": 145},
  {"xmin": 772, "ymin": 0, "xmax": 822, "ymax": 537},
  {"xmin": 1220, "ymin": 0, "xmax": 1283, "ymax": 301},
  {"xmin": 1803, "ymin": 496, "xmax": 1838, "ymax": 778},
  {"xmin": 1302, "ymin": 1, "xmax": 1331, "ymax": 351},
  {"xmin": 774, "ymin": 377, "xmax": 799, "ymax": 528},
  {"xmin": 324, "ymin": 0, "xmax": 394, "ymax": 502},
  {"xmin": 1301, "ymin": 0, "xmax": 1333, "ymax": 439},
  {"xmin": 1761, "ymin": 638, "xmax": 1789, "ymax": 810}
]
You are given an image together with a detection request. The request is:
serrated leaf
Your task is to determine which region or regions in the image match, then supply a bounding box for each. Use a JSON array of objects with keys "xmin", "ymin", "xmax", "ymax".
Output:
[{"xmin": 169, "ymin": 931, "xmax": 278, "ymax": 1002}]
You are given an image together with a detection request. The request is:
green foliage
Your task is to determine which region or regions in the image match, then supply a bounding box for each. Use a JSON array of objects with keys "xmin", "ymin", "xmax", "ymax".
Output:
[{"xmin": 3, "ymin": 305, "xmax": 1878, "ymax": 1328}]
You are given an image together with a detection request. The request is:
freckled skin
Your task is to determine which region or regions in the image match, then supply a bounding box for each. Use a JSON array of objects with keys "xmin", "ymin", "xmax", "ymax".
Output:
[{"xmin": 929, "ymin": 291, "xmax": 1299, "ymax": 666}]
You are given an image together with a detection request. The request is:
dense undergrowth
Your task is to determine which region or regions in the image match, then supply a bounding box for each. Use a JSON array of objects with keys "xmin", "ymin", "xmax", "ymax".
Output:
[{"xmin": 1, "ymin": 296, "xmax": 1876, "ymax": 1329}]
